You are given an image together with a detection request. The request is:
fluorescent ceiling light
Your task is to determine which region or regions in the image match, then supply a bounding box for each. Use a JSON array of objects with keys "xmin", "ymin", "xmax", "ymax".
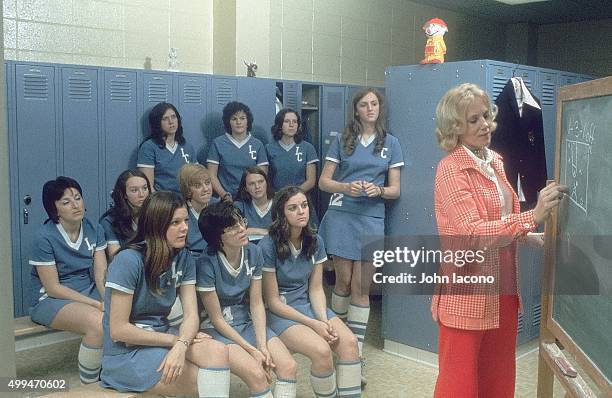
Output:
[{"xmin": 495, "ymin": 0, "xmax": 550, "ymax": 4}]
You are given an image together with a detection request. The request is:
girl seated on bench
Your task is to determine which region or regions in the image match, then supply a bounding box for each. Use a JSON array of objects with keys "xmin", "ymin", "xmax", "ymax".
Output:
[
  {"xmin": 101, "ymin": 191, "xmax": 231, "ymax": 397},
  {"xmin": 29, "ymin": 176, "xmax": 107, "ymax": 384}
]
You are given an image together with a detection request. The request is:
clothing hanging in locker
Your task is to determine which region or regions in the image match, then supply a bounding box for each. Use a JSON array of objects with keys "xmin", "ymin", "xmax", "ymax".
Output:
[{"xmin": 490, "ymin": 76, "xmax": 547, "ymax": 208}]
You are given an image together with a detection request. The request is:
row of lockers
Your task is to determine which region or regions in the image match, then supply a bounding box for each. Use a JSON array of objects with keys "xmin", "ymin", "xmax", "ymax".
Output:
[
  {"xmin": 5, "ymin": 60, "xmax": 362, "ymax": 316},
  {"xmin": 383, "ymin": 60, "xmax": 593, "ymax": 350}
]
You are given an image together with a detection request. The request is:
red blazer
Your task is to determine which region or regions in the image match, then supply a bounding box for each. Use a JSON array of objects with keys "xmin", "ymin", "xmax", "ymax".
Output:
[{"xmin": 431, "ymin": 146, "xmax": 536, "ymax": 330}]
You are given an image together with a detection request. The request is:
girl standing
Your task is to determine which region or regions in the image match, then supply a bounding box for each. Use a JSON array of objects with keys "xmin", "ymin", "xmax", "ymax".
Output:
[{"xmin": 318, "ymin": 88, "xmax": 404, "ymax": 383}]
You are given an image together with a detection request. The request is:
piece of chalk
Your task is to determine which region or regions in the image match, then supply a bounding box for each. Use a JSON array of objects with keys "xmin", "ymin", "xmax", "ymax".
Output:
[{"xmin": 554, "ymin": 356, "xmax": 577, "ymax": 378}]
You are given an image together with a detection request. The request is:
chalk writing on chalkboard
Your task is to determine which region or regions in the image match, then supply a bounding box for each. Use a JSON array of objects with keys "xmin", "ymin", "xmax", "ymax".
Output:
[{"xmin": 563, "ymin": 116, "xmax": 596, "ymax": 214}]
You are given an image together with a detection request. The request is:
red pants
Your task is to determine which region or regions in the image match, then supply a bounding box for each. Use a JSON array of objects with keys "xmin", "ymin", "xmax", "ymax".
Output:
[{"xmin": 433, "ymin": 295, "xmax": 519, "ymax": 398}]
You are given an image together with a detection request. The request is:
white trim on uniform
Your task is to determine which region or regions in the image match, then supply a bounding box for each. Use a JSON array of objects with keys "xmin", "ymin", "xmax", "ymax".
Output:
[
  {"xmin": 95, "ymin": 243, "xmax": 108, "ymax": 251},
  {"xmin": 196, "ymin": 286, "xmax": 216, "ymax": 292},
  {"xmin": 218, "ymin": 248, "xmax": 244, "ymax": 278},
  {"xmin": 136, "ymin": 163, "xmax": 155, "ymax": 168},
  {"xmin": 262, "ymin": 266, "xmax": 276, "ymax": 273},
  {"xmin": 182, "ymin": 279, "xmax": 197, "ymax": 285},
  {"xmin": 105, "ymin": 282, "xmax": 134, "ymax": 294},
  {"xmin": 252, "ymin": 274, "xmax": 262, "ymax": 280},
  {"xmin": 29, "ymin": 260, "xmax": 56, "ymax": 266},
  {"xmin": 390, "ymin": 161, "xmax": 405, "ymax": 168},
  {"xmin": 56, "ymin": 222, "xmax": 84, "ymax": 250},
  {"xmin": 315, "ymin": 255, "xmax": 328, "ymax": 264},
  {"xmin": 206, "ymin": 159, "xmax": 220, "ymax": 165},
  {"xmin": 279, "ymin": 141, "xmax": 296, "ymax": 151},
  {"xmin": 166, "ymin": 142, "xmax": 178, "ymax": 154},
  {"xmin": 226, "ymin": 133, "xmax": 251, "ymax": 149},
  {"xmin": 307, "ymin": 159, "xmax": 319, "ymax": 164},
  {"xmin": 325, "ymin": 156, "xmax": 340, "ymax": 163}
]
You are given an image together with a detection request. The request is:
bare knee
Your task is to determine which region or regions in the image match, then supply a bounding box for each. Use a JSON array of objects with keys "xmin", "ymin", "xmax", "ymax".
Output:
[
  {"xmin": 337, "ymin": 333, "xmax": 359, "ymax": 360},
  {"xmin": 195, "ymin": 340, "xmax": 229, "ymax": 368},
  {"xmin": 83, "ymin": 311, "xmax": 103, "ymax": 344},
  {"xmin": 241, "ymin": 364, "xmax": 269, "ymax": 392},
  {"xmin": 275, "ymin": 354, "xmax": 298, "ymax": 380},
  {"xmin": 309, "ymin": 342, "xmax": 333, "ymax": 371}
]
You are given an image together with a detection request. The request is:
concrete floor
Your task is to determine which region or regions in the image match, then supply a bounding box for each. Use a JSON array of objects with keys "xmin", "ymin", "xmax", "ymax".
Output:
[{"xmin": 17, "ymin": 297, "xmax": 578, "ymax": 397}]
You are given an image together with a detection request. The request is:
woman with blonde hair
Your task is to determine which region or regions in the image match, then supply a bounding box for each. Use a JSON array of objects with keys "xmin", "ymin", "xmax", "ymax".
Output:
[{"xmin": 432, "ymin": 83, "xmax": 566, "ymax": 397}]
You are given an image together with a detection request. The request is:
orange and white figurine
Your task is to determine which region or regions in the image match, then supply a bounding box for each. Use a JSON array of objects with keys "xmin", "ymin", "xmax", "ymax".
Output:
[{"xmin": 420, "ymin": 18, "xmax": 448, "ymax": 64}]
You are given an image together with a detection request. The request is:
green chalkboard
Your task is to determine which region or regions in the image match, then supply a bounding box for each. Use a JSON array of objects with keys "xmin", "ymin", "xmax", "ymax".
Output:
[{"xmin": 552, "ymin": 84, "xmax": 612, "ymax": 387}]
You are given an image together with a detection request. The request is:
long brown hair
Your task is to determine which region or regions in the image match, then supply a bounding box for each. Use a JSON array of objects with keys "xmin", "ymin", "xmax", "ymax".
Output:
[
  {"xmin": 126, "ymin": 191, "xmax": 187, "ymax": 295},
  {"xmin": 342, "ymin": 87, "xmax": 387, "ymax": 156},
  {"xmin": 269, "ymin": 186, "xmax": 318, "ymax": 261}
]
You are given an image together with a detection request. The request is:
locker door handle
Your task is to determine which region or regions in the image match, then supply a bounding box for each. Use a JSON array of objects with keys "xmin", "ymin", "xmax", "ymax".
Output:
[{"xmin": 23, "ymin": 208, "xmax": 29, "ymax": 224}]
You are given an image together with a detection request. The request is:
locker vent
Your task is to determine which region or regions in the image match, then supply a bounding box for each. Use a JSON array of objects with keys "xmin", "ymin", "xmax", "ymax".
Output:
[
  {"xmin": 327, "ymin": 92, "xmax": 342, "ymax": 110},
  {"xmin": 541, "ymin": 81, "xmax": 555, "ymax": 106},
  {"xmin": 110, "ymin": 79, "xmax": 133, "ymax": 102},
  {"xmin": 68, "ymin": 76, "xmax": 93, "ymax": 101},
  {"xmin": 285, "ymin": 84, "xmax": 298, "ymax": 109},
  {"xmin": 215, "ymin": 80, "xmax": 233, "ymax": 105},
  {"xmin": 183, "ymin": 81, "xmax": 203, "ymax": 104},
  {"xmin": 517, "ymin": 313, "xmax": 524, "ymax": 333},
  {"xmin": 492, "ymin": 75, "xmax": 507, "ymax": 101},
  {"xmin": 23, "ymin": 73, "xmax": 49, "ymax": 99},
  {"xmin": 147, "ymin": 81, "xmax": 169, "ymax": 102},
  {"xmin": 532, "ymin": 303, "xmax": 542, "ymax": 328}
]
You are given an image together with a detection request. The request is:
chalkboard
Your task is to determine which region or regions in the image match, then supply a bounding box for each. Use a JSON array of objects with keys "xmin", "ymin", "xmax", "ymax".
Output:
[{"xmin": 549, "ymin": 76, "xmax": 612, "ymax": 391}]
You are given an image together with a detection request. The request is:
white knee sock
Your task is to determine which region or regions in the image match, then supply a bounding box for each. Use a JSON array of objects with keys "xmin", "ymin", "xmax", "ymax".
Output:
[
  {"xmin": 347, "ymin": 304, "xmax": 369, "ymax": 357},
  {"xmin": 310, "ymin": 370, "xmax": 337, "ymax": 398},
  {"xmin": 331, "ymin": 290, "xmax": 350, "ymax": 320},
  {"xmin": 197, "ymin": 367, "xmax": 230, "ymax": 398},
  {"xmin": 252, "ymin": 386, "xmax": 273, "ymax": 397},
  {"xmin": 78, "ymin": 342, "xmax": 102, "ymax": 384},
  {"xmin": 168, "ymin": 297, "xmax": 184, "ymax": 326},
  {"xmin": 336, "ymin": 360, "xmax": 361, "ymax": 397},
  {"xmin": 273, "ymin": 378, "xmax": 296, "ymax": 398}
]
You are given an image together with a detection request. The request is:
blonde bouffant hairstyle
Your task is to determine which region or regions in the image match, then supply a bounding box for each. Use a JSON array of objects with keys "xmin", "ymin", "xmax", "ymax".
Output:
[{"xmin": 435, "ymin": 83, "xmax": 498, "ymax": 152}]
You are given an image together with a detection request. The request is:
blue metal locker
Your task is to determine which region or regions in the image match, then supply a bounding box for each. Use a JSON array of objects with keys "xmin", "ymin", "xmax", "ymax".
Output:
[
  {"xmin": 318, "ymin": 85, "xmax": 346, "ymax": 216},
  {"xmin": 10, "ymin": 63, "xmax": 58, "ymax": 316},
  {"xmin": 178, "ymin": 74, "xmax": 208, "ymax": 154},
  {"xmin": 198, "ymin": 77, "xmax": 237, "ymax": 163},
  {"xmin": 382, "ymin": 60, "xmax": 594, "ymax": 354},
  {"xmin": 103, "ymin": 69, "xmax": 139, "ymax": 209},
  {"xmin": 141, "ymin": 72, "xmax": 175, "ymax": 140},
  {"xmin": 61, "ymin": 67, "xmax": 101, "ymax": 221},
  {"xmin": 281, "ymin": 81, "xmax": 301, "ymax": 112},
  {"xmin": 237, "ymin": 77, "xmax": 276, "ymax": 144}
]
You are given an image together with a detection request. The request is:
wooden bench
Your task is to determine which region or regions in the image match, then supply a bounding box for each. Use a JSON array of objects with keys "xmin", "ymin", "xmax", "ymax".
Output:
[
  {"xmin": 40, "ymin": 382, "xmax": 160, "ymax": 397},
  {"xmin": 14, "ymin": 316, "xmax": 80, "ymax": 352}
]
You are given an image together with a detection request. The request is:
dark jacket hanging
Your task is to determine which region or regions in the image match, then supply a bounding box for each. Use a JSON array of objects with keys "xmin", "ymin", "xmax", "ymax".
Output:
[{"xmin": 490, "ymin": 79, "xmax": 547, "ymax": 207}]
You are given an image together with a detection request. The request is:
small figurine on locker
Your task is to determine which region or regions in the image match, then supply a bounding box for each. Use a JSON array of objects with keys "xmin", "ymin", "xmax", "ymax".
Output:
[
  {"xmin": 244, "ymin": 60, "xmax": 258, "ymax": 77},
  {"xmin": 420, "ymin": 18, "xmax": 448, "ymax": 64}
]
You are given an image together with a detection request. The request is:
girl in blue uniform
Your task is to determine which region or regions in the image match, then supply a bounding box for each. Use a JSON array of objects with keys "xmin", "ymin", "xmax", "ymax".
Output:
[
  {"xmin": 138, "ymin": 102, "xmax": 196, "ymax": 192},
  {"xmin": 29, "ymin": 176, "xmax": 107, "ymax": 384},
  {"xmin": 178, "ymin": 163, "xmax": 218, "ymax": 258},
  {"xmin": 99, "ymin": 169, "xmax": 151, "ymax": 260},
  {"xmin": 207, "ymin": 101, "xmax": 269, "ymax": 199},
  {"xmin": 101, "ymin": 191, "xmax": 231, "ymax": 397},
  {"xmin": 266, "ymin": 108, "xmax": 318, "ymax": 193},
  {"xmin": 260, "ymin": 186, "xmax": 362, "ymax": 398},
  {"xmin": 319, "ymin": 88, "xmax": 404, "ymax": 384},
  {"xmin": 234, "ymin": 167, "xmax": 274, "ymax": 243},
  {"xmin": 197, "ymin": 201, "xmax": 297, "ymax": 398}
]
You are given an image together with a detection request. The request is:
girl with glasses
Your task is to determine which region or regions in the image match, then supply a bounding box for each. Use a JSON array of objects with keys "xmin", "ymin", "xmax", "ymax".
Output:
[{"xmin": 197, "ymin": 200, "xmax": 297, "ymax": 398}]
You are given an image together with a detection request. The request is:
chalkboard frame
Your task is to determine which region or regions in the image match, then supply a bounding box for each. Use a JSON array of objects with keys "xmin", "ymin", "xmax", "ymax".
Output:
[{"xmin": 545, "ymin": 75, "xmax": 612, "ymax": 395}]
